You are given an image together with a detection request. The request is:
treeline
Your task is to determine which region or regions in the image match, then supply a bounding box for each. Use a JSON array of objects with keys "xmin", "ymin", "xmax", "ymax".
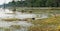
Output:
[
  {"xmin": 1, "ymin": 0, "xmax": 60, "ymax": 7},
  {"xmin": 26, "ymin": 0, "xmax": 60, "ymax": 7}
]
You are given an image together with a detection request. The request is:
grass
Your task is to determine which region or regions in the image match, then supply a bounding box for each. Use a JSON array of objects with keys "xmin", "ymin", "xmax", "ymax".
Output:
[
  {"xmin": 4, "ymin": 28, "xmax": 10, "ymax": 31},
  {"xmin": 0, "ymin": 27, "xmax": 10, "ymax": 31},
  {"xmin": 10, "ymin": 25, "xmax": 21, "ymax": 29},
  {"xmin": 8, "ymin": 7, "xmax": 60, "ymax": 14},
  {"xmin": 0, "ymin": 25, "xmax": 21, "ymax": 31},
  {"xmin": 2, "ymin": 7, "xmax": 60, "ymax": 31},
  {"xmin": 27, "ymin": 16, "xmax": 60, "ymax": 31},
  {"xmin": 2, "ymin": 18, "xmax": 21, "ymax": 22}
]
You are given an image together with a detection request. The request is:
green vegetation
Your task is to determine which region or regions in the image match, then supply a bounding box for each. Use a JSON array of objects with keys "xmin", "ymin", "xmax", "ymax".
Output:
[
  {"xmin": 0, "ymin": 25, "xmax": 21, "ymax": 31},
  {"xmin": 4, "ymin": 28, "xmax": 10, "ymax": 31},
  {"xmin": 10, "ymin": 25, "xmax": 21, "ymax": 29},
  {"xmin": 28, "ymin": 16, "xmax": 60, "ymax": 31},
  {"xmin": 0, "ymin": 0, "xmax": 60, "ymax": 7},
  {"xmin": 0, "ymin": 27, "xmax": 10, "ymax": 31},
  {"xmin": 2, "ymin": 18, "xmax": 21, "ymax": 21}
]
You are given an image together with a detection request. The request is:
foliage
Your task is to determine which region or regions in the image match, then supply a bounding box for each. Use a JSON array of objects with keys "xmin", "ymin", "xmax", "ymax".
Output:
[{"xmin": 0, "ymin": 0, "xmax": 60, "ymax": 7}]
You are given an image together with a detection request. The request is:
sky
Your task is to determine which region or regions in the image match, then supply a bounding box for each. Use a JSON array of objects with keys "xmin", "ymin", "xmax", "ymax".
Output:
[
  {"xmin": 0, "ymin": 0, "xmax": 25, "ymax": 5},
  {"xmin": 0, "ymin": 0, "xmax": 12, "ymax": 5}
]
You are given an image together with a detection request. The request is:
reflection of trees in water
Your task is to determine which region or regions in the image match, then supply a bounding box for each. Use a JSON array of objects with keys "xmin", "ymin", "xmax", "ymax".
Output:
[{"xmin": 12, "ymin": 8, "xmax": 16, "ymax": 18}]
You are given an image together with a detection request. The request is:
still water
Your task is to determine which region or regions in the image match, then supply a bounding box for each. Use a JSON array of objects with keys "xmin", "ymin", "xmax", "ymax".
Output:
[{"xmin": 0, "ymin": 8, "xmax": 49, "ymax": 31}]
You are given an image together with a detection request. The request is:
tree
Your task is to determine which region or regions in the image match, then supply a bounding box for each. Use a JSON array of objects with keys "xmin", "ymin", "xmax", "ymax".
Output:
[
  {"xmin": 1, "ymin": 0, "xmax": 60, "ymax": 7},
  {"xmin": 55, "ymin": 0, "xmax": 60, "ymax": 7}
]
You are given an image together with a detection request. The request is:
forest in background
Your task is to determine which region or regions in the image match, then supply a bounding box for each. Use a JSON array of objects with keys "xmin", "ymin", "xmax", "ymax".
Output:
[{"xmin": 0, "ymin": 0, "xmax": 60, "ymax": 7}]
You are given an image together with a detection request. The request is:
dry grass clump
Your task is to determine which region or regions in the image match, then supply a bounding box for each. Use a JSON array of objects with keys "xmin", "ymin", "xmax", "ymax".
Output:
[
  {"xmin": 28, "ymin": 16, "xmax": 60, "ymax": 31},
  {"xmin": 0, "ymin": 27, "xmax": 10, "ymax": 31},
  {"xmin": 4, "ymin": 28, "xmax": 10, "ymax": 31},
  {"xmin": 28, "ymin": 26, "xmax": 42, "ymax": 31},
  {"xmin": 10, "ymin": 25, "xmax": 21, "ymax": 29},
  {"xmin": 28, "ymin": 25, "xmax": 57, "ymax": 31},
  {"xmin": 31, "ymin": 16, "xmax": 60, "ymax": 25},
  {"xmin": 0, "ymin": 25, "xmax": 21, "ymax": 31},
  {"xmin": 2, "ymin": 18, "xmax": 21, "ymax": 21},
  {"xmin": 25, "ymin": 18, "xmax": 33, "ymax": 22}
]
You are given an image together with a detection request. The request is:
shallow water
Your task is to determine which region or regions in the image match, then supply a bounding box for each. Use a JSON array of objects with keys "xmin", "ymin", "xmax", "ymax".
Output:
[
  {"xmin": 0, "ymin": 8, "xmax": 34, "ymax": 31},
  {"xmin": 0, "ymin": 21, "xmax": 32, "ymax": 31},
  {"xmin": 0, "ymin": 8, "xmax": 37, "ymax": 19},
  {"xmin": 0, "ymin": 8, "xmax": 49, "ymax": 31}
]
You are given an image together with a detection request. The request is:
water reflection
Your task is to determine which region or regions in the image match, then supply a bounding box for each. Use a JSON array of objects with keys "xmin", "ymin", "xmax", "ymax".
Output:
[
  {"xmin": 0, "ymin": 8, "xmax": 49, "ymax": 31},
  {"xmin": 0, "ymin": 8, "xmax": 36, "ymax": 19}
]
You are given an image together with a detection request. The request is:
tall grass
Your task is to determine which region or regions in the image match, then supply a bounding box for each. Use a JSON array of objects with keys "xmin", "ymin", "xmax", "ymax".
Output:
[{"xmin": 28, "ymin": 16, "xmax": 60, "ymax": 31}]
